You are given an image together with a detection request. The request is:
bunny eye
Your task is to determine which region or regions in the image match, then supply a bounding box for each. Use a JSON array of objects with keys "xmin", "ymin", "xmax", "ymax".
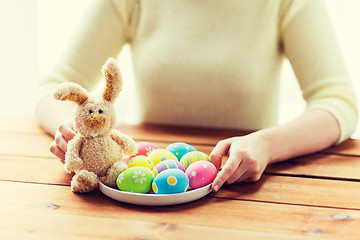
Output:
[
  {"xmin": 98, "ymin": 109, "xmax": 103, "ymax": 114},
  {"xmin": 89, "ymin": 110, "xmax": 94, "ymax": 114}
]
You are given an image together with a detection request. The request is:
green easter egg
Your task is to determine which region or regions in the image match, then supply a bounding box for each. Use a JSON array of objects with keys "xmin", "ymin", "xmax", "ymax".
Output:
[
  {"xmin": 116, "ymin": 166, "xmax": 155, "ymax": 193},
  {"xmin": 128, "ymin": 155, "xmax": 155, "ymax": 170}
]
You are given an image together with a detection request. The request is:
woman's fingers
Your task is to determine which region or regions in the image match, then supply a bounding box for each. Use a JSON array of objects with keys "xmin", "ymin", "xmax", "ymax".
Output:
[
  {"xmin": 50, "ymin": 118, "xmax": 76, "ymax": 164},
  {"xmin": 55, "ymin": 130, "xmax": 68, "ymax": 153},
  {"xmin": 58, "ymin": 120, "xmax": 76, "ymax": 141},
  {"xmin": 210, "ymin": 135, "xmax": 269, "ymax": 192},
  {"xmin": 50, "ymin": 140, "xmax": 66, "ymax": 163},
  {"xmin": 210, "ymin": 138, "xmax": 235, "ymax": 192},
  {"xmin": 225, "ymin": 161, "xmax": 248, "ymax": 184},
  {"xmin": 212, "ymin": 151, "xmax": 244, "ymax": 192},
  {"xmin": 210, "ymin": 138, "xmax": 232, "ymax": 170}
]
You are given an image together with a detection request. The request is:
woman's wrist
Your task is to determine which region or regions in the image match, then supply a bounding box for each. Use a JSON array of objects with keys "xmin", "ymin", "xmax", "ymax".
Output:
[
  {"xmin": 252, "ymin": 109, "xmax": 341, "ymax": 165},
  {"xmin": 252, "ymin": 128, "xmax": 285, "ymax": 165}
]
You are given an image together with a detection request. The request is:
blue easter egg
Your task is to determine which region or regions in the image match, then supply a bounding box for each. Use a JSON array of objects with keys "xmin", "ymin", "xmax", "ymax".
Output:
[
  {"xmin": 166, "ymin": 142, "xmax": 197, "ymax": 161},
  {"xmin": 152, "ymin": 169, "xmax": 189, "ymax": 194}
]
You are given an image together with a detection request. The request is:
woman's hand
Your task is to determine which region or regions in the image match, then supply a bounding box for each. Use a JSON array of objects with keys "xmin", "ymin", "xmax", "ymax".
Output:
[
  {"xmin": 49, "ymin": 118, "xmax": 76, "ymax": 163},
  {"xmin": 210, "ymin": 133, "xmax": 270, "ymax": 192},
  {"xmin": 209, "ymin": 110, "xmax": 342, "ymax": 192}
]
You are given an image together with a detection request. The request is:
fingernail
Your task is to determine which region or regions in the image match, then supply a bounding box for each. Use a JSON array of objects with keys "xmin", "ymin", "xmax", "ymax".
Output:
[{"xmin": 213, "ymin": 184, "xmax": 219, "ymax": 192}]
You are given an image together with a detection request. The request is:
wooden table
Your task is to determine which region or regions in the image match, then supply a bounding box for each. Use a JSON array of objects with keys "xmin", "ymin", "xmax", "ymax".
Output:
[{"xmin": 1, "ymin": 116, "xmax": 360, "ymax": 240}]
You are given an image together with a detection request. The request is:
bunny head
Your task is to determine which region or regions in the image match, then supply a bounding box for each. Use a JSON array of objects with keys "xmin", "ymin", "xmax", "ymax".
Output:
[{"xmin": 54, "ymin": 58, "xmax": 122, "ymax": 137}]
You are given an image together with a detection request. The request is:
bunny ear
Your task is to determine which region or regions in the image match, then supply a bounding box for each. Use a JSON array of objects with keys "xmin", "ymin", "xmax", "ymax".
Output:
[
  {"xmin": 53, "ymin": 82, "xmax": 89, "ymax": 105},
  {"xmin": 102, "ymin": 58, "xmax": 123, "ymax": 102}
]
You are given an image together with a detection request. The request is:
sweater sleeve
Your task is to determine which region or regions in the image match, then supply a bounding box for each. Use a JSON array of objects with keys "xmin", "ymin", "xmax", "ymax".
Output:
[
  {"xmin": 280, "ymin": 0, "xmax": 358, "ymax": 144},
  {"xmin": 35, "ymin": 0, "xmax": 136, "ymax": 107}
]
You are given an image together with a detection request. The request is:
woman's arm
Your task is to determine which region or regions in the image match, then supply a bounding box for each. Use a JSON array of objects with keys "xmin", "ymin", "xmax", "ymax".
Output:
[
  {"xmin": 211, "ymin": 109, "xmax": 340, "ymax": 192},
  {"xmin": 211, "ymin": 0, "xmax": 358, "ymax": 192}
]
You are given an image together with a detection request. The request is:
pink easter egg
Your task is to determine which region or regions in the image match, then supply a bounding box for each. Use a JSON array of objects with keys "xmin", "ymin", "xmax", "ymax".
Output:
[
  {"xmin": 124, "ymin": 142, "xmax": 159, "ymax": 163},
  {"xmin": 132, "ymin": 142, "xmax": 159, "ymax": 158},
  {"xmin": 186, "ymin": 160, "xmax": 217, "ymax": 189}
]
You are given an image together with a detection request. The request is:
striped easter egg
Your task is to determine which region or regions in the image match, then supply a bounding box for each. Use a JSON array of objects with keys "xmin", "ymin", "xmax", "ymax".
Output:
[
  {"xmin": 152, "ymin": 159, "xmax": 185, "ymax": 176},
  {"xmin": 180, "ymin": 151, "xmax": 211, "ymax": 169}
]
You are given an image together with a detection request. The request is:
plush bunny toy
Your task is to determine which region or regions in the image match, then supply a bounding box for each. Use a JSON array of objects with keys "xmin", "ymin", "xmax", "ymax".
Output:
[{"xmin": 53, "ymin": 58, "xmax": 137, "ymax": 193}]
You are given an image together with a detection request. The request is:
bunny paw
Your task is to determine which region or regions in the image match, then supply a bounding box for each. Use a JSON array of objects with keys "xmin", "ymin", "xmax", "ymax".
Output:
[
  {"xmin": 71, "ymin": 170, "xmax": 98, "ymax": 193},
  {"xmin": 64, "ymin": 156, "xmax": 83, "ymax": 173},
  {"xmin": 103, "ymin": 161, "xmax": 128, "ymax": 188}
]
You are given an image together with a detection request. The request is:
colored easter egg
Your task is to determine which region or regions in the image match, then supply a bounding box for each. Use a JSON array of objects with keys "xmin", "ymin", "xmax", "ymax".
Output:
[
  {"xmin": 152, "ymin": 169, "xmax": 189, "ymax": 194},
  {"xmin": 128, "ymin": 155, "xmax": 154, "ymax": 170},
  {"xmin": 125, "ymin": 142, "xmax": 159, "ymax": 164},
  {"xmin": 180, "ymin": 151, "xmax": 211, "ymax": 169},
  {"xmin": 117, "ymin": 166, "xmax": 154, "ymax": 193},
  {"xmin": 186, "ymin": 160, "xmax": 217, "ymax": 189},
  {"xmin": 148, "ymin": 149, "xmax": 177, "ymax": 166},
  {"xmin": 166, "ymin": 142, "xmax": 197, "ymax": 160},
  {"xmin": 132, "ymin": 142, "xmax": 159, "ymax": 158},
  {"xmin": 152, "ymin": 159, "xmax": 185, "ymax": 176}
]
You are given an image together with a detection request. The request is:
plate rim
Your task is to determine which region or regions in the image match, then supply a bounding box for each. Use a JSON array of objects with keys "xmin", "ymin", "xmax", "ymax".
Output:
[{"xmin": 98, "ymin": 181, "xmax": 212, "ymax": 206}]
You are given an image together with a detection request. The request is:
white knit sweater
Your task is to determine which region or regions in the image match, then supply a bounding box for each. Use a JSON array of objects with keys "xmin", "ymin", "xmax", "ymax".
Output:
[{"xmin": 36, "ymin": 0, "xmax": 358, "ymax": 143}]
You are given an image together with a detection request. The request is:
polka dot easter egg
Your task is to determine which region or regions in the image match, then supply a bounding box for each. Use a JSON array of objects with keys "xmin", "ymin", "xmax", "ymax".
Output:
[
  {"xmin": 148, "ymin": 149, "xmax": 177, "ymax": 166},
  {"xmin": 117, "ymin": 166, "xmax": 155, "ymax": 193},
  {"xmin": 128, "ymin": 155, "xmax": 154, "ymax": 170},
  {"xmin": 131, "ymin": 142, "xmax": 159, "ymax": 158},
  {"xmin": 152, "ymin": 159, "xmax": 185, "ymax": 176},
  {"xmin": 124, "ymin": 142, "xmax": 159, "ymax": 164},
  {"xmin": 152, "ymin": 169, "xmax": 189, "ymax": 194},
  {"xmin": 186, "ymin": 160, "xmax": 217, "ymax": 189},
  {"xmin": 166, "ymin": 142, "xmax": 196, "ymax": 160},
  {"xmin": 180, "ymin": 151, "xmax": 211, "ymax": 169}
]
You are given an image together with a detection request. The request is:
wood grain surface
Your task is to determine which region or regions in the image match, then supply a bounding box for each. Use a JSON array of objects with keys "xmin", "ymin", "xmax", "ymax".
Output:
[{"xmin": 1, "ymin": 117, "xmax": 359, "ymax": 240}]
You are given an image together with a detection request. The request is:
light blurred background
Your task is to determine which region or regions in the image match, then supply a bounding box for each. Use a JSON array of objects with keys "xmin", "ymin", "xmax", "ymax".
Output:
[{"xmin": 0, "ymin": 0, "xmax": 359, "ymax": 137}]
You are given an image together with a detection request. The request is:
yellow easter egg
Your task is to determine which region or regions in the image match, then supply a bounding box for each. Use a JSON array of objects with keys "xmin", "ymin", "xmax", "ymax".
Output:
[
  {"xmin": 128, "ymin": 155, "xmax": 154, "ymax": 170},
  {"xmin": 148, "ymin": 149, "xmax": 177, "ymax": 166}
]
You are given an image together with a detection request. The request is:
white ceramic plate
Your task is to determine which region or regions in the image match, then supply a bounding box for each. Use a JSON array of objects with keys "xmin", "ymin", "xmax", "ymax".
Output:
[{"xmin": 99, "ymin": 181, "xmax": 212, "ymax": 206}]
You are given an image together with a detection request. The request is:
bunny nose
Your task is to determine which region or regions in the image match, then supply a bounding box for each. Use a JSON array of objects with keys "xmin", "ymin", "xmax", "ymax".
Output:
[{"xmin": 85, "ymin": 113, "xmax": 106, "ymax": 130}]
